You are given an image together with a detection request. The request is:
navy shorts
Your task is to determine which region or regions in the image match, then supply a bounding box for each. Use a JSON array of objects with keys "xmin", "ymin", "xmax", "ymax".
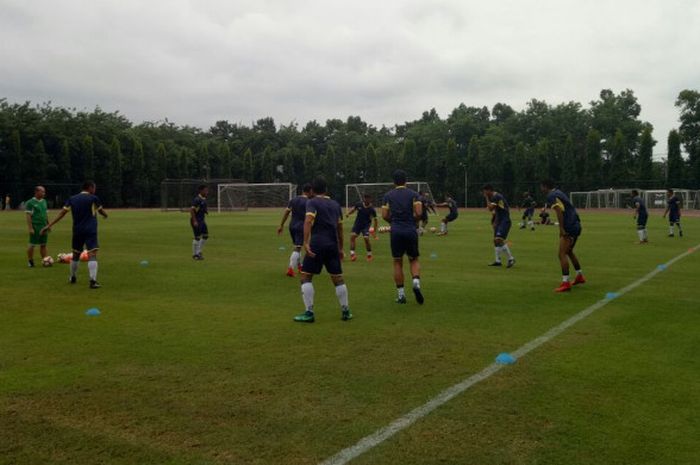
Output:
[
  {"xmin": 637, "ymin": 214, "xmax": 648, "ymax": 228},
  {"xmin": 289, "ymin": 226, "xmax": 303, "ymax": 246},
  {"xmin": 523, "ymin": 208, "xmax": 534, "ymax": 219},
  {"xmin": 494, "ymin": 221, "xmax": 511, "ymax": 240},
  {"xmin": 669, "ymin": 214, "xmax": 680, "ymax": 224},
  {"xmin": 420, "ymin": 211, "xmax": 429, "ymax": 223},
  {"xmin": 302, "ymin": 245, "xmax": 343, "ymax": 275},
  {"xmin": 191, "ymin": 220, "xmax": 209, "ymax": 239},
  {"xmin": 351, "ymin": 223, "xmax": 371, "ymax": 237},
  {"xmin": 72, "ymin": 232, "xmax": 99, "ymax": 252},
  {"xmin": 390, "ymin": 229, "xmax": 419, "ymax": 259},
  {"xmin": 564, "ymin": 223, "xmax": 582, "ymax": 248},
  {"xmin": 445, "ymin": 212, "xmax": 458, "ymax": 222}
]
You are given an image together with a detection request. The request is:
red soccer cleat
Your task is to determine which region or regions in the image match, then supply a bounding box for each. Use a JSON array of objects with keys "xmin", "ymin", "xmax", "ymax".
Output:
[
  {"xmin": 555, "ymin": 281, "xmax": 572, "ymax": 293},
  {"xmin": 286, "ymin": 267, "xmax": 295, "ymax": 278},
  {"xmin": 350, "ymin": 254, "xmax": 357, "ymax": 262},
  {"xmin": 367, "ymin": 255, "xmax": 373, "ymax": 262},
  {"xmin": 573, "ymin": 274, "xmax": 586, "ymax": 285}
]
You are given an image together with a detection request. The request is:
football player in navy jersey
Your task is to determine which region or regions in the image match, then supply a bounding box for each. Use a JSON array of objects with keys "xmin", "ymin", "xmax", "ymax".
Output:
[
  {"xmin": 278, "ymin": 183, "xmax": 312, "ymax": 276},
  {"xmin": 346, "ymin": 194, "xmax": 378, "ymax": 262},
  {"xmin": 190, "ymin": 185, "xmax": 209, "ymax": 260},
  {"xmin": 483, "ymin": 185, "xmax": 515, "ymax": 268},
  {"xmin": 663, "ymin": 188, "xmax": 683, "ymax": 237}
]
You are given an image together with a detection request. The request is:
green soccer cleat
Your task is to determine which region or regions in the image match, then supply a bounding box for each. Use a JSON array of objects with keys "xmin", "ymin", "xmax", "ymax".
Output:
[
  {"xmin": 293, "ymin": 310, "xmax": 315, "ymax": 323},
  {"xmin": 341, "ymin": 308, "xmax": 353, "ymax": 321},
  {"xmin": 507, "ymin": 258, "xmax": 515, "ymax": 268},
  {"xmin": 396, "ymin": 296, "xmax": 407, "ymax": 304}
]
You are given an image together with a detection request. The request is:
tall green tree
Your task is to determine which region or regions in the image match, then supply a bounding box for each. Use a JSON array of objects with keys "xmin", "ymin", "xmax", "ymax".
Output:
[
  {"xmin": 638, "ymin": 127, "xmax": 655, "ymax": 184},
  {"xmin": 608, "ymin": 129, "xmax": 627, "ymax": 186},
  {"xmin": 675, "ymin": 89, "xmax": 700, "ymax": 188},
  {"xmin": 584, "ymin": 129, "xmax": 602, "ymax": 188},
  {"xmin": 108, "ymin": 137, "xmax": 123, "ymax": 205},
  {"xmin": 666, "ymin": 129, "xmax": 683, "ymax": 186}
]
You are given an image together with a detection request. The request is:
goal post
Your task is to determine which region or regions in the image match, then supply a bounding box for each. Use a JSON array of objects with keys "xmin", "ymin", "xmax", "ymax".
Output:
[
  {"xmin": 217, "ymin": 182, "xmax": 295, "ymax": 212},
  {"xmin": 344, "ymin": 182, "xmax": 434, "ymax": 210}
]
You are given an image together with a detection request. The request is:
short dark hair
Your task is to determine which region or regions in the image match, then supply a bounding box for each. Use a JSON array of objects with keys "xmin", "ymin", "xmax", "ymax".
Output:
[
  {"xmin": 481, "ymin": 184, "xmax": 493, "ymax": 191},
  {"xmin": 302, "ymin": 183, "xmax": 312, "ymax": 193},
  {"xmin": 667, "ymin": 188, "xmax": 674, "ymax": 194},
  {"xmin": 631, "ymin": 189, "xmax": 639, "ymax": 196},
  {"xmin": 392, "ymin": 169, "xmax": 407, "ymax": 186},
  {"xmin": 197, "ymin": 184, "xmax": 208, "ymax": 192},
  {"xmin": 541, "ymin": 179, "xmax": 555, "ymax": 189},
  {"xmin": 312, "ymin": 177, "xmax": 327, "ymax": 194},
  {"xmin": 363, "ymin": 193, "xmax": 372, "ymax": 200},
  {"xmin": 82, "ymin": 180, "xmax": 96, "ymax": 190}
]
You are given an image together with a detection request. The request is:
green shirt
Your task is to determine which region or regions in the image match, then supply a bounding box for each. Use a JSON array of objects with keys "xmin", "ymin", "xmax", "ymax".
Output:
[{"xmin": 25, "ymin": 197, "xmax": 48, "ymax": 226}]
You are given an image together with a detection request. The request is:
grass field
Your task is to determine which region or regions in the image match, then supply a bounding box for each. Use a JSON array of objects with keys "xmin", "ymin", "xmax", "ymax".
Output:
[{"xmin": 1, "ymin": 208, "xmax": 699, "ymax": 465}]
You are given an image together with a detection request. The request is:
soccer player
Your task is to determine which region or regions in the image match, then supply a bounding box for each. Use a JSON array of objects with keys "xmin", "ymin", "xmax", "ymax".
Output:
[
  {"xmin": 541, "ymin": 179, "xmax": 585, "ymax": 292},
  {"xmin": 519, "ymin": 191, "xmax": 536, "ymax": 230},
  {"xmin": 294, "ymin": 177, "xmax": 351, "ymax": 323},
  {"xmin": 417, "ymin": 191, "xmax": 436, "ymax": 234},
  {"xmin": 539, "ymin": 209, "xmax": 553, "ymax": 225},
  {"xmin": 191, "ymin": 184, "xmax": 209, "ymax": 260},
  {"xmin": 435, "ymin": 194, "xmax": 458, "ymax": 236},
  {"xmin": 278, "ymin": 183, "xmax": 312, "ymax": 276},
  {"xmin": 631, "ymin": 189, "xmax": 648, "ymax": 243},
  {"xmin": 25, "ymin": 186, "xmax": 49, "ymax": 267},
  {"xmin": 663, "ymin": 188, "xmax": 683, "ymax": 237},
  {"xmin": 483, "ymin": 185, "xmax": 515, "ymax": 268},
  {"xmin": 42, "ymin": 181, "xmax": 108, "ymax": 288},
  {"xmin": 346, "ymin": 194, "xmax": 378, "ymax": 262},
  {"xmin": 382, "ymin": 169, "xmax": 424, "ymax": 304}
]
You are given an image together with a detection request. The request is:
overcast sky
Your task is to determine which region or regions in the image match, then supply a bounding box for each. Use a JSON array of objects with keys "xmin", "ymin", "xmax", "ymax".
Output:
[{"xmin": 2, "ymin": 0, "xmax": 699, "ymax": 155}]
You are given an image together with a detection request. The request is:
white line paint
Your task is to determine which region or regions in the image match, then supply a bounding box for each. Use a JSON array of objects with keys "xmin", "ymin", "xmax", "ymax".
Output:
[{"xmin": 319, "ymin": 244, "xmax": 699, "ymax": 465}]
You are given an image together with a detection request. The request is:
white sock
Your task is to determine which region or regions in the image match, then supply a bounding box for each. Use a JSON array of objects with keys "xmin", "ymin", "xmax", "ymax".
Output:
[
  {"xmin": 88, "ymin": 260, "xmax": 98, "ymax": 281},
  {"xmin": 367, "ymin": 251, "xmax": 372, "ymax": 257},
  {"xmin": 562, "ymin": 275, "xmax": 570, "ymax": 282},
  {"xmin": 70, "ymin": 260, "xmax": 79, "ymax": 278},
  {"xmin": 669, "ymin": 226, "xmax": 674, "ymax": 234},
  {"xmin": 335, "ymin": 284, "xmax": 349, "ymax": 308},
  {"xmin": 528, "ymin": 220, "xmax": 534, "ymax": 228},
  {"xmin": 397, "ymin": 286, "xmax": 406, "ymax": 298},
  {"xmin": 350, "ymin": 250, "xmax": 356, "ymax": 256},
  {"xmin": 192, "ymin": 239, "xmax": 199, "ymax": 256},
  {"xmin": 637, "ymin": 230, "xmax": 644, "ymax": 241},
  {"xmin": 576, "ymin": 269, "xmax": 583, "ymax": 276},
  {"xmin": 289, "ymin": 250, "xmax": 300, "ymax": 269},
  {"xmin": 440, "ymin": 222, "xmax": 447, "ymax": 233},
  {"xmin": 643, "ymin": 229, "xmax": 648, "ymax": 241},
  {"xmin": 199, "ymin": 238, "xmax": 207, "ymax": 253},
  {"xmin": 501, "ymin": 244, "xmax": 514, "ymax": 260},
  {"xmin": 494, "ymin": 246, "xmax": 502, "ymax": 263},
  {"xmin": 301, "ymin": 282, "xmax": 315, "ymax": 311},
  {"xmin": 412, "ymin": 277, "xmax": 420, "ymax": 289}
]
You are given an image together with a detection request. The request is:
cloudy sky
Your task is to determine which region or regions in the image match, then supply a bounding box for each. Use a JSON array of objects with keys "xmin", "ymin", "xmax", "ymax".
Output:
[{"xmin": 2, "ymin": 0, "xmax": 699, "ymax": 152}]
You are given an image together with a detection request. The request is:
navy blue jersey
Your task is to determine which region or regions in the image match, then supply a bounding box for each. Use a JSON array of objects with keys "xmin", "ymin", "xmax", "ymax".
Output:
[
  {"xmin": 191, "ymin": 195, "xmax": 208, "ymax": 222},
  {"xmin": 287, "ymin": 195, "xmax": 309, "ymax": 230},
  {"xmin": 490, "ymin": 192, "xmax": 511, "ymax": 224},
  {"xmin": 668, "ymin": 195, "xmax": 681, "ymax": 215},
  {"xmin": 307, "ymin": 196, "xmax": 342, "ymax": 249},
  {"xmin": 382, "ymin": 187, "xmax": 421, "ymax": 232},
  {"xmin": 63, "ymin": 192, "xmax": 103, "ymax": 234},
  {"xmin": 353, "ymin": 202, "xmax": 377, "ymax": 228},
  {"xmin": 521, "ymin": 196, "xmax": 536, "ymax": 209},
  {"xmin": 546, "ymin": 189, "xmax": 580, "ymax": 229},
  {"xmin": 632, "ymin": 196, "xmax": 647, "ymax": 217},
  {"xmin": 446, "ymin": 198, "xmax": 458, "ymax": 215}
]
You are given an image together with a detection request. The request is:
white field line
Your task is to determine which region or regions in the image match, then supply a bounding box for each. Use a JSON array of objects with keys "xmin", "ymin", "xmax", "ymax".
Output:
[{"xmin": 319, "ymin": 244, "xmax": 700, "ymax": 465}]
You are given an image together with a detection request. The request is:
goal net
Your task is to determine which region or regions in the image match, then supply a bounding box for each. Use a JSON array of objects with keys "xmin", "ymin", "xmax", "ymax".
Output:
[
  {"xmin": 345, "ymin": 182, "xmax": 434, "ymax": 210},
  {"xmin": 644, "ymin": 189, "xmax": 691, "ymax": 209},
  {"xmin": 217, "ymin": 182, "xmax": 295, "ymax": 212},
  {"xmin": 570, "ymin": 189, "xmax": 642, "ymax": 209},
  {"xmin": 160, "ymin": 178, "xmax": 244, "ymax": 212}
]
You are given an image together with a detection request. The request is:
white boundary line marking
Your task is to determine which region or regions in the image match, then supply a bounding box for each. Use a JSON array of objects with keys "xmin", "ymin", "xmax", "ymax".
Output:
[{"xmin": 319, "ymin": 245, "xmax": 700, "ymax": 465}]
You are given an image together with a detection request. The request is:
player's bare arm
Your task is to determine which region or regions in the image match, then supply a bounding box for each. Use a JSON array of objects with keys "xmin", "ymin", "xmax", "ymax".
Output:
[
  {"xmin": 190, "ymin": 206, "xmax": 198, "ymax": 227},
  {"xmin": 42, "ymin": 208, "xmax": 69, "ymax": 234},
  {"xmin": 98, "ymin": 206, "xmax": 108, "ymax": 219},
  {"xmin": 26, "ymin": 211, "xmax": 34, "ymax": 235},
  {"xmin": 381, "ymin": 206, "xmax": 391, "ymax": 223},
  {"xmin": 337, "ymin": 219, "xmax": 344, "ymax": 260},
  {"xmin": 303, "ymin": 213, "xmax": 315, "ymax": 257},
  {"xmin": 346, "ymin": 206, "xmax": 357, "ymax": 218},
  {"xmin": 372, "ymin": 217, "xmax": 378, "ymax": 238},
  {"xmin": 413, "ymin": 201, "xmax": 423, "ymax": 221},
  {"xmin": 278, "ymin": 209, "xmax": 290, "ymax": 234},
  {"xmin": 552, "ymin": 206, "xmax": 566, "ymax": 236}
]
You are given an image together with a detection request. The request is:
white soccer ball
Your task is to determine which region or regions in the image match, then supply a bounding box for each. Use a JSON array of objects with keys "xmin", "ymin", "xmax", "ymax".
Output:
[{"xmin": 42, "ymin": 256, "xmax": 54, "ymax": 267}]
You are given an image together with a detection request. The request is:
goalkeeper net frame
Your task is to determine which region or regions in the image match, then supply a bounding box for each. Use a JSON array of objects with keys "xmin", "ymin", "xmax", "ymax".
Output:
[
  {"xmin": 345, "ymin": 182, "xmax": 434, "ymax": 210},
  {"xmin": 570, "ymin": 189, "xmax": 642, "ymax": 209},
  {"xmin": 644, "ymin": 189, "xmax": 692, "ymax": 209},
  {"xmin": 217, "ymin": 182, "xmax": 295, "ymax": 212}
]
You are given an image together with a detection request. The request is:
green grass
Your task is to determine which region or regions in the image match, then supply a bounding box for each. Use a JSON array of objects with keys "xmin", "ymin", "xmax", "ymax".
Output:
[{"xmin": 1, "ymin": 208, "xmax": 698, "ymax": 465}]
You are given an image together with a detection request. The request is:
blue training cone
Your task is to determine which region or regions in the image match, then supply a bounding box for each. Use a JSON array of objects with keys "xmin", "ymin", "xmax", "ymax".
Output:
[
  {"xmin": 430, "ymin": 252, "xmax": 438, "ymax": 259},
  {"xmin": 85, "ymin": 307, "xmax": 101, "ymax": 316},
  {"xmin": 495, "ymin": 352, "xmax": 516, "ymax": 365},
  {"xmin": 657, "ymin": 264, "xmax": 667, "ymax": 271},
  {"xmin": 140, "ymin": 260, "xmax": 149, "ymax": 267},
  {"xmin": 605, "ymin": 292, "xmax": 619, "ymax": 300},
  {"xmin": 279, "ymin": 246, "xmax": 286, "ymax": 251}
]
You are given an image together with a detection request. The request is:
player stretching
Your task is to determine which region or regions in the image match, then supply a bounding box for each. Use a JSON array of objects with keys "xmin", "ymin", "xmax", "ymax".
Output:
[
  {"xmin": 519, "ymin": 191, "xmax": 536, "ymax": 230},
  {"xmin": 42, "ymin": 181, "xmax": 108, "ymax": 288},
  {"xmin": 25, "ymin": 186, "xmax": 49, "ymax": 267},
  {"xmin": 382, "ymin": 170, "xmax": 424, "ymax": 304},
  {"xmin": 435, "ymin": 194, "xmax": 458, "ymax": 236},
  {"xmin": 663, "ymin": 188, "xmax": 683, "ymax": 237},
  {"xmin": 483, "ymin": 185, "xmax": 515, "ymax": 268},
  {"xmin": 191, "ymin": 185, "xmax": 209, "ymax": 260},
  {"xmin": 631, "ymin": 190, "xmax": 648, "ymax": 243},
  {"xmin": 278, "ymin": 183, "xmax": 312, "ymax": 276},
  {"xmin": 541, "ymin": 179, "xmax": 585, "ymax": 292},
  {"xmin": 417, "ymin": 191, "xmax": 436, "ymax": 234},
  {"xmin": 346, "ymin": 194, "xmax": 378, "ymax": 262},
  {"xmin": 294, "ymin": 177, "xmax": 351, "ymax": 323}
]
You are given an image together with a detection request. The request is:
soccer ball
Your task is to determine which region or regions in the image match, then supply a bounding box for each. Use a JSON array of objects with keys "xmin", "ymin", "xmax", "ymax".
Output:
[
  {"xmin": 42, "ymin": 256, "xmax": 54, "ymax": 267},
  {"xmin": 429, "ymin": 226, "xmax": 437, "ymax": 233}
]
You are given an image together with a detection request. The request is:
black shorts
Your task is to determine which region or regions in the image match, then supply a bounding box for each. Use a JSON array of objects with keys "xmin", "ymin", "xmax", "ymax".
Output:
[
  {"xmin": 302, "ymin": 245, "xmax": 343, "ymax": 275},
  {"xmin": 445, "ymin": 212, "xmax": 458, "ymax": 222},
  {"xmin": 191, "ymin": 220, "xmax": 208, "ymax": 239},
  {"xmin": 564, "ymin": 223, "xmax": 582, "ymax": 248},
  {"xmin": 637, "ymin": 214, "xmax": 648, "ymax": 228},
  {"xmin": 494, "ymin": 221, "xmax": 511, "ymax": 240},
  {"xmin": 351, "ymin": 223, "xmax": 371, "ymax": 237},
  {"xmin": 420, "ymin": 211, "xmax": 429, "ymax": 223},
  {"xmin": 522, "ymin": 208, "xmax": 534, "ymax": 219},
  {"xmin": 390, "ymin": 229, "xmax": 419, "ymax": 259},
  {"xmin": 72, "ymin": 232, "xmax": 99, "ymax": 253},
  {"xmin": 669, "ymin": 214, "xmax": 680, "ymax": 224},
  {"xmin": 289, "ymin": 226, "xmax": 303, "ymax": 246}
]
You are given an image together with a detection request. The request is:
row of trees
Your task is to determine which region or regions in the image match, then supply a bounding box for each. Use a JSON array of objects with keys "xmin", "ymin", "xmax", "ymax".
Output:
[{"xmin": 1, "ymin": 89, "xmax": 699, "ymax": 207}]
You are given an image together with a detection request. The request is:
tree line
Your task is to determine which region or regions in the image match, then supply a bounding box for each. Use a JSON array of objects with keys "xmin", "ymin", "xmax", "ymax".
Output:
[{"xmin": 1, "ymin": 88, "xmax": 698, "ymax": 208}]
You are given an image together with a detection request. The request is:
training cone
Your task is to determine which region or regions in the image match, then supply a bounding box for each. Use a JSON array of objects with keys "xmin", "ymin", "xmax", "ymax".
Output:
[
  {"xmin": 605, "ymin": 292, "xmax": 619, "ymax": 300},
  {"xmin": 85, "ymin": 308, "xmax": 101, "ymax": 316},
  {"xmin": 279, "ymin": 246, "xmax": 286, "ymax": 251},
  {"xmin": 496, "ymin": 353, "xmax": 516, "ymax": 365},
  {"xmin": 140, "ymin": 260, "xmax": 149, "ymax": 267},
  {"xmin": 657, "ymin": 264, "xmax": 667, "ymax": 271},
  {"xmin": 430, "ymin": 252, "xmax": 438, "ymax": 259}
]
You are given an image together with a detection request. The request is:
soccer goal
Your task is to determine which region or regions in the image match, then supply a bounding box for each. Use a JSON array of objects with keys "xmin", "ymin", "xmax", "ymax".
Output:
[
  {"xmin": 644, "ymin": 189, "xmax": 691, "ymax": 209},
  {"xmin": 217, "ymin": 182, "xmax": 295, "ymax": 212},
  {"xmin": 345, "ymin": 182, "xmax": 434, "ymax": 210},
  {"xmin": 570, "ymin": 189, "xmax": 642, "ymax": 209}
]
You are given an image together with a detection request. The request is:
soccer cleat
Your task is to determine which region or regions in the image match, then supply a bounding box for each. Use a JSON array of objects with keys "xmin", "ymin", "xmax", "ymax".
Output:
[
  {"xmin": 413, "ymin": 286, "xmax": 424, "ymax": 305},
  {"xmin": 554, "ymin": 281, "xmax": 572, "ymax": 292},
  {"xmin": 293, "ymin": 310, "xmax": 315, "ymax": 323},
  {"xmin": 396, "ymin": 295, "xmax": 407, "ymax": 304},
  {"xmin": 488, "ymin": 261, "xmax": 502, "ymax": 267},
  {"xmin": 341, "ymin": 308, "xmax": 353, "ymax": 321},
  {"xmin": 366, "ymin": 255, "xmax": 373, "ymax": 262},
  {"xmin": 28, "ymin": 260, "xmax": 35, "ymax": 268},
  {"xmin": 531, "ymin": 227, "xmax": 535, "ymax": 231},
  {"xmin": 679, "ymin": 230, "xmax": 683, "ymax": 237},
  {"xmin": 192, "ymin": 254, "xmax": 200, "ymax": 260},
  {"xmin": 573, "ymin": 274, "xmax": 586, "ymax": 285},
  {"xmin": 507, "ymin": 258, "xmax": 515, "ymax": 268},
  {"xmin": 668, "ymin": 234, "xmax": 674, "ymax": 237},
  {"xmin": 197, "ymin": 254, "xmax": 204, "ymax": 260},
  {"xmin": 350, "ymin": 254, "xmax": 357, "ymax": 262},
  {"xmin": 286, "ymin": 267, "xmax": 296, "ymax": 277},
  {"xmin": 69, "ymin": 276, "xmax": 77, "ymax": 284},
  {"xmin": 89, "ymin": 280, "xmax": 101, "ymax": 289}
]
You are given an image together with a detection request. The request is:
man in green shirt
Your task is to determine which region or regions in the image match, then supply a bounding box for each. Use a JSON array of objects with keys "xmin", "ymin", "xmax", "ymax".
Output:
[{"xmin": 25, "ymin": 186, "xmax": 49, "ymax": 267}]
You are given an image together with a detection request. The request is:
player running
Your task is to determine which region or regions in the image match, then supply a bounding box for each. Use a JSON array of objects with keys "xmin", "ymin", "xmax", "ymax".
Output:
[
  {"xmin": 190, "ymin": 184, "xmax": 209, "ymax": 260},
  {"xmin": 630, "ymin": 189, "xmax": 648, "ymax": 243},
  {"xmin": 42, "ymin": 181, "xmax": 108, "ymax": 288},
  {"xmin": 519, "ymin": 191, "xmax": 536, "ymax": 230},
  {"xmin": 417, "ymin": 191, "xmax": 436, "ymax": 234},
  {"xmin": 483, "ymin": 185, "xmax": 515, "ymax": 268},
  {"xmin": 435, "ymin": 194, "xmax": 458, "ymax": 236},
  {"xmin": 25, "ymin": 186, "xmax": 49, "ymax": 267},
  {"xmin": 663, "ymin": 188, "xmax": 683, "ymax": 237},
  {"xmin": 541, "ymin": 179, "xmax": 585, "ymax": 292},
  {"xmin": 382, "ymin": 170, "xmax": 424, "ymax": 305},
  {"xmin": 346, "ymin": 194, "xmax": 378, "ymax": 262},
  {"xmin": 278, "ymin": 183, "xmax": 312, "ymax": 277},
  {"xmin": 294, "ymin": 177, "xmax": 351, "ymax": 323}
]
